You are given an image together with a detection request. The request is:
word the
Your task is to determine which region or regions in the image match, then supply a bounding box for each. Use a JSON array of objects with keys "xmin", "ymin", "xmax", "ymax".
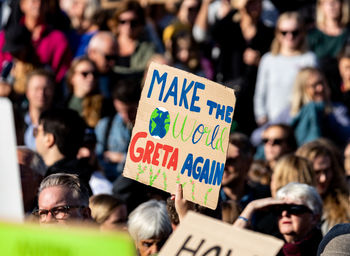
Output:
[
  {"xmin": 129, "ymin": 132, "xmax": 178, "ymax": 170},
  {"xmin": 206, "ymin": 100, "xmax": 233, "ymax": 124}
]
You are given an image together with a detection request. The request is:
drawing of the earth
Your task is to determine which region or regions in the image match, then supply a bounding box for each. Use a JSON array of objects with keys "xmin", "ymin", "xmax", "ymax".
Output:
[{"xmin": 149, "ymin": 107, "xmax": 170, "ymax": 139}]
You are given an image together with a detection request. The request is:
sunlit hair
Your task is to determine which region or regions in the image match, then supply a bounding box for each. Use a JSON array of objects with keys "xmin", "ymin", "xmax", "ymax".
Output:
[
  {"xmin": 39, "ymin": 173, "xmax": 89, "ymax": 207},
  {"xmin": 128, "ymin": 200, "xmax": 172, "ymax": 243},
  {"xmin": 270, "ymin": 12, "xmax": 307, "ymax": 55},
  {"xmin": 89, "ymin": 194, "xmax": 125, "ymax": 224},
  {"xmin": 316, "ymin": 0, "xmax": 350, "ymax": 28},
  {"xmin": 272, "ymin": 154, "xmax": 316, "ymax": 196},
  {"xmin": 296, "ymin": 139, "xmax": 350, "ymax": 229},
  {"xmin": 276, "ymin": 182, "xmax": 323, "ymax": 217},
  {"xmin": 290, "ymin": 67, "xmax": 331, "ymax": 117}
]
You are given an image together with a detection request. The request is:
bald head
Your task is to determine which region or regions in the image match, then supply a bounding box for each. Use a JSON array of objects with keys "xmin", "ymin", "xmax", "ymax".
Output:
[{"xmin": 88, "ymin": 32, "xmax": 117, "ymax": 74}]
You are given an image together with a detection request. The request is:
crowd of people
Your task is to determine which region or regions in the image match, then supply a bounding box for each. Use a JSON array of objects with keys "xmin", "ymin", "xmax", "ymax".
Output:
[{"xmin": 1, "ymin": 0, "xmax": 350, "ymax": 255}]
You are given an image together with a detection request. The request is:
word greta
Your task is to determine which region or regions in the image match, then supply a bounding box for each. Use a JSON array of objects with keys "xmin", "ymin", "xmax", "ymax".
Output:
[{"xmin": 129, "ymin": 132, "xmax": 224, "ymax": 186}]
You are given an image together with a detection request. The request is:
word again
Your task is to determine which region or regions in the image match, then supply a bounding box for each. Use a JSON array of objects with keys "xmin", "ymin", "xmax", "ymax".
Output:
[
  {"xmin": 147, "ymin": 69, "xmax": 205, "ymax": 113},
  {"xmin": 180, "ymin": 153, "xmax": 224, "ymax": 186},
  {"xmin": 129, "ymin": 132, "xmax": 178, "ymax": 170}
]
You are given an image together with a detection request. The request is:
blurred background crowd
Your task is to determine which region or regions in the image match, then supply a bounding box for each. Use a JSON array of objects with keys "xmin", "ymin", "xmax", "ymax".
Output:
[{"xmin": 1, "ymin": 0, "xmax": 350, "ymax": 255}]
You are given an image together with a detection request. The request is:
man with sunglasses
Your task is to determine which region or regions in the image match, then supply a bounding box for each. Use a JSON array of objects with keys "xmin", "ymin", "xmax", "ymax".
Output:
[
  {"xmin": 234, "ymin": 183, "xmax": 323, "ymax": 256},
  {"xmin": 33, "ymin": 173, "xmax": 91, "ymax": 224},
  {"xmin": 87, "ymin": 31, "xmax": 118, "ymax": 98}
]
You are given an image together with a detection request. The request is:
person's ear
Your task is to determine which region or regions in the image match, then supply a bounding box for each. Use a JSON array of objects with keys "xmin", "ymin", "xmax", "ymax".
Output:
[{"xmin": 45, "ymin": 133, "xmax": 55, "ymax": 148}]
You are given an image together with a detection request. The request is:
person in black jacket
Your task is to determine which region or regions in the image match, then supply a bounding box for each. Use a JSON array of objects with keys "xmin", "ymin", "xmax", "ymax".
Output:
[{"xmin": 34, "ymin": 108, "xmax": 93, "ymax": 191}]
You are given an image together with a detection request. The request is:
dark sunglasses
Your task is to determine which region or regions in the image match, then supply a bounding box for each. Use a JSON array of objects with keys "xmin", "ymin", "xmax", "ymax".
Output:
[
  {"xmin": 119, "ymin": 19, "xmax": 141, "ymax": 28},
  {"xmin": 274, "ymin": 204, "xmax": 312, "ymax": 216},
  {"xmin": 262, "ymin": 138, "xmax": 286, "ymax": 146},
  {"xmin": 78, "ymin": 70, "xmax": 97, "ymax": 78},
  {"xmin": 104, "ymin": 54, "xmax": 118, "ymax": 61},
  {"xmin": 280, "ymin": 29, "xmax": 300, "ymax": 37}
]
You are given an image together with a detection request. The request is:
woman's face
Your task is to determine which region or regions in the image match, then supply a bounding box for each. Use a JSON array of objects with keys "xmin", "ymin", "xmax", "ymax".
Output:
[
  {"xmin": 20, "ymin": 0, "xmax": 41, "ymax": 20},
  {"xmin": 277, "ymin": 18, "xmax": 302, "ymax": 50},
  {"xmin": 305, "ymin": 72, "xmax": 327, "ymax": 102},
  {"xmin": 244, "ymin": 0, "xmax": 262, "ymax": 20},
  {"xmin": 137, "ymin": 237, "xmax": 166, "ymax": 256},
  {"xmin": 277, "ymin": 198, "xmax": 317, "ymax": 243},
  {"xmin": 313, "ymin": 155, "xmax": 333, "ymax": 196},
  {"xmin": 71, "ymin": 61, "xmax": 96, "ymax": 98},
  {"xmin": 321, "ymin": 0, "xmax": 342, "ymax": 21},
  {"xmin": 176, "ymin": 37, "xmax": 191, "ymax": 63},
  {"xmin": 263, "ymin": 126, "xmax": 289, "ymax": 164},
  {"xmin": 117, "ymin": 11, "xmax": 142, "ymax": 39}
]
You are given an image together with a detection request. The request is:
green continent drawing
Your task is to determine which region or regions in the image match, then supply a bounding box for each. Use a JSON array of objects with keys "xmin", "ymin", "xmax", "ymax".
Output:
[{"xmin": 149, "ymin": 107, "xmax": 170, "ymax": 139}]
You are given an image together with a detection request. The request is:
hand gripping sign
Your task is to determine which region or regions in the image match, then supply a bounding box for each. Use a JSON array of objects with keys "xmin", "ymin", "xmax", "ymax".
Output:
[{"xmin": 123, "ymin": 62, "xmax": 235, "ymax": 209}]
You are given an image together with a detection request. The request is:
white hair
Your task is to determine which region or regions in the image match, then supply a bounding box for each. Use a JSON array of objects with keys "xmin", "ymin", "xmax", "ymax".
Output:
[
  {"xmin": 276, "ymin": 182, "xmax": 323, "ymax": 216},
  {"xmin": 128, "ymin": 200, "xmax": 172, "ymax": 243}
]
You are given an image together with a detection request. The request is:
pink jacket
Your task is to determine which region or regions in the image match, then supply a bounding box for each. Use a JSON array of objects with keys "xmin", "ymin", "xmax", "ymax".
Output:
[{"xmin": 0, "ymin": 25, "xmax": 72, "ymax": 83}]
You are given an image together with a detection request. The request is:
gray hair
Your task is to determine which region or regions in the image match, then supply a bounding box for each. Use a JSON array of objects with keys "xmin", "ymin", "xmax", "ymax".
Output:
[
  {"xmin": 276, "ymin": 182, "xmax": 323, "ymax": 216},
  {"xmin": 128, "ymin": 200, "xmax": 172, "ymax": 243},
  {"xmin": 17, "ymin": 146, "xmax": 47, "ymax": 176},
  {"xmin": 38, "ymin": 173, "xmax": 89, "ymax": 206}
]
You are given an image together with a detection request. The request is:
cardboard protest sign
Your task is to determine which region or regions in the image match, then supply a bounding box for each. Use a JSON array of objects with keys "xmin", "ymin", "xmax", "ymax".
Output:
[
  {"xmin": 0, "ymin": 98, "xmax": 24, "ymax": 222},
  {"xmin": 0, "ymin": 221, "xmax": 135, "ymax": 256},
  {"xmin": 159, "ymin": 211, "xmax": 284, "ymax": 256},
  {"xmin": 123, "ymin": 62, "xmax": 235, "ymax": 209}
]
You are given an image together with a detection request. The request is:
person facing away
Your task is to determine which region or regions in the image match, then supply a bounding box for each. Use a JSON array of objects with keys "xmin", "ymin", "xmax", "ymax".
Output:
[{"xmin": 34, "ymin": 108, "xmax": 93, "ymax": 190}]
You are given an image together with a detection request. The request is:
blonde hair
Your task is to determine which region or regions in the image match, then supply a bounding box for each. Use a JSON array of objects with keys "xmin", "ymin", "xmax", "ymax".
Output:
[
  {"xmin": 272, "ymin": 154, "xmax": 316, "ymax": 195},
  {"xmin": 270, "ymin": 12, "xmax": 307, "ymax": 55},
  {"xmin": 290, "ymin": 67, "xmax": 332, "ymax": 116},
  {"xmin": 89, "ymin": 194, "xmax": 125, "ymax": 225},
  {"xmin": 296, "ymin": 139, "xmax": 350, "ymax": 229},
  {"xmin": 316, "ymin": 0, "xmax": 350, "ymax": 28}
]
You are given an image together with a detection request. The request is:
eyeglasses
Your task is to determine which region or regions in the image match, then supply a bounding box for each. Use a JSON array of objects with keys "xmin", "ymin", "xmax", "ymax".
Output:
[
  {"xmin": 279, "ymin": 29, "xmax": 300, "ymax": 38},
  {"xmin": 262, "ymin": 138, "xmax": 286, "ymax": 146},
  {"xmin": 118, "ymin": 19, "xmax": 141, "ymax": 28},
  {"xmin": 274, "ymin": 204, "xmax": 313, "ymax": 216},
  {"xmin": 77, "ymin": 70, "xmax": 97, "ymax": 78},
  {"xmin": 32, "ymin": 205, "xmax": 85, "ymax": 221}
]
